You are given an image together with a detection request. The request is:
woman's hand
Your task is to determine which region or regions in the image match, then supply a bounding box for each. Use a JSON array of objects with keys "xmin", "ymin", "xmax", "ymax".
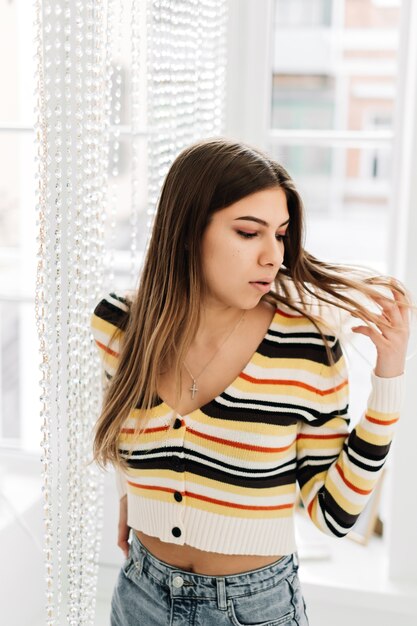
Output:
[
  {"xmin": 352, "ymin": 288, "xmax": 410, "ymax": 378},
  {"xmin": 118, "ymin": 494, "xmax": 130, "ymax": 558}
]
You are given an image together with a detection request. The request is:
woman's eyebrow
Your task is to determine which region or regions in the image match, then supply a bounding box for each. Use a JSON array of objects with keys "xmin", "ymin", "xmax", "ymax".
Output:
[{"xmin": 234, "ymin": 216, "xmax": 290, "ymax": 228}]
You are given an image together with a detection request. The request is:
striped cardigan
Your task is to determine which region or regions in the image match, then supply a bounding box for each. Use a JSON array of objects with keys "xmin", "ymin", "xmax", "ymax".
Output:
[{"xmin": 90, "ymin": 291, "xmax": 404, "ymax": 555}]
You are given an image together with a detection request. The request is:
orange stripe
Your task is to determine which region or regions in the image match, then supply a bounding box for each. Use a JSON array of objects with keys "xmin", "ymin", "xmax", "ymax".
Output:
[
  {"xmin": 94, "ymin": 339, "xmax": 119, "ymax": 358},
  {"xmin": 128, "ymin": 483, "xmax": 176, "ymax": 495},
  {"xmin": 186, "ymin": 426, "xmax": 294, "ymax": 453},
  {"xmin": 121, "ymin": 425, "xmax": 169, "ymax": 435},
  {"xmin": 335, "ymin": 464, "xmax": 372, "ymax": 495},
  {"xmin": 275, "ymin": 308, "xmax": 301, "ymax": 319},
  {"xmin": 186, "ymin": 490, "xmax": 294, "ymax": 511},
  {"xmin": 297, "ymin": 433, "xmax": 346, "ymax": 441},
  {"xmin": 365, "ymin": 414, "xmax": 399, "ymax": 426},
  {"xmin": 307, "ymin": 498, "xmax": 315, "ymax": 517},
  {"xmin": 240, "ymin": 372, "xmax": 348, "ymax": 396},
  {"xmin": 127, "ymin": 482, "xmax": 294, "ymax": 511}
]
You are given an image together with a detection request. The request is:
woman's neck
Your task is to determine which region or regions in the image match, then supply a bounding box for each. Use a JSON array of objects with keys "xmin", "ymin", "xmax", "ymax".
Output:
[{"xmin": 194, "ymin": 304, "xmax": 247, "ymax": 350}]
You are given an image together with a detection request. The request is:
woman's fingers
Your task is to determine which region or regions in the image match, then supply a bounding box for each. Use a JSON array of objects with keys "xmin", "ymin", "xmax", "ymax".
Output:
[
  {"xmin": 351, "ymin": 323, "xmax": 383, "ymax": 345},
  {"xmin": 391, "ymin": 286, "xmax": 410, "ymax": 324},
  {"xmin": 373, "ymin": 294, "xmax": 403, "ymax": 327},
  {"xmin": 351, "ymin": 287, "xmax": 410, "ymax": 377}
]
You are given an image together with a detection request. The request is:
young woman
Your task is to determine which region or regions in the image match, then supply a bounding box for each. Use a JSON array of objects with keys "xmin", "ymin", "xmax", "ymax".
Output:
[{"xmin": 91, "ymin": 137, "xmax": 410, "ymax": 626}]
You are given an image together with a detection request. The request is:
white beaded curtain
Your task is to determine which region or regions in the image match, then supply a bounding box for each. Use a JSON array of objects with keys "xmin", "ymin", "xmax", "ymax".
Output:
[
  {"xmin": 34, "ymin": 0, "xmax": 227, "ymax": 624},
  {"xmin": 146, "ymin": 0, "xmax": 228, "ymax": 230}
]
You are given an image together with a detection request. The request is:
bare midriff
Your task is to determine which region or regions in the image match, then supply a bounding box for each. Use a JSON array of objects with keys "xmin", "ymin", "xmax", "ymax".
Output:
[{"xmin": 135, "ymin": 530, "xmax": 283, "ymax": 575}]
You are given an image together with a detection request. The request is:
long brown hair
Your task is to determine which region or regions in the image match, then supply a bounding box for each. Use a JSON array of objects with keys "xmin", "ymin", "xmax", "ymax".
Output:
[{"xmin": 93, "ymin": 137, "xmax": 407, "ymax": 469}]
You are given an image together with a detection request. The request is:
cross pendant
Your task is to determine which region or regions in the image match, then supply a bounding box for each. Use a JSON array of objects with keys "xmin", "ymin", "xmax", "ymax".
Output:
[{"xmin": 190, "ymin": 379, "xmax": 198, "ymax": 399}]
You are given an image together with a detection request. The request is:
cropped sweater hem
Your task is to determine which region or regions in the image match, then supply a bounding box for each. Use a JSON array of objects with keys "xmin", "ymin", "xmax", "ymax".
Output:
[{"xmin": 127, "ymin": 496, "xmax": 297, "ymax": 556}]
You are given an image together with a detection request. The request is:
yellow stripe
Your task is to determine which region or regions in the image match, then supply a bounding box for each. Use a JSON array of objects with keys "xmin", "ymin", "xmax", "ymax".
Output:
[
  {"xmin": 180, "ymin": 496, "xmax": 294, "ymax": 519},
  {"xmin": 335, "ymin": 462, "xmax": 376, "ymax": 492},
  {"xmin": 190, "ymin": 412, "xmax": 296, "ymax": 436},
  {"xmin": 297, "ymin": 439, "xmax": 345, "ymax": 453},
  {"xmin": 356, "ymin": 423, "xmax": 393, "ymax": 446},
  {"xmin": 272, "ymin": 312, "xmax": 312, "ymax": 327},
  {"xmin": 326, "ymin": 476, "xmax": 363, "ymax": 516},
  {"xmin": 233, "ymin": 377, "xmax": 322, "ymax": 402},
  {"xmin": 185, "ymin": 431, "xmax": 296, "ymax": 462},
  {"xmin": 90, "ymin": 313, "xmax": 124, "ymax": 342},
  {"xmin": 129, "ymin": 404, "xmax": 174, "ymax": 420},
  {"xmin": 250, "ymin": 352, "xmax": 325, "ymax": 374},
  {"xmin": 366, "ymin": 408, "xmax": 400, "ymax": 422},
  {"xmin": 249, "ymin": 351, "xmax": 347, "ymax": 383},
  {"xmin": 186, "ymin": 472, "xmax": 296, "ymax": 498}
]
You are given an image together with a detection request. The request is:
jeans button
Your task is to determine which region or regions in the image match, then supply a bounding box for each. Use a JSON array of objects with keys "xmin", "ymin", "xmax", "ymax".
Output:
[{"xmin": 172, "ymin": 575, "xmax": 184, "ymax": 588}]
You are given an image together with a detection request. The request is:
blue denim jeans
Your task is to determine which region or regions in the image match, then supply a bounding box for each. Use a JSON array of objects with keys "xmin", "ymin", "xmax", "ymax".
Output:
[{"xmin": 110, "ymin": 530, "xmax": 309, "ymax": 625}]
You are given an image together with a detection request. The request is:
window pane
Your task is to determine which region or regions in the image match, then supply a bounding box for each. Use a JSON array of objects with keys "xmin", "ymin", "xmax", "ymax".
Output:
[
  {"xmin": 268, "ymin": 143, "xmax": 391, "ymax": 268},
  {"xmin": 271, "ymin": 0, "xmax": 402, "ymax": 131},
  {"xmin": 274, "ymin": 0, "xmax": 332, "ymax": 28},
  {"xmin": 272, "ymin": 75, "xmax": 335, "ymax": 130}
]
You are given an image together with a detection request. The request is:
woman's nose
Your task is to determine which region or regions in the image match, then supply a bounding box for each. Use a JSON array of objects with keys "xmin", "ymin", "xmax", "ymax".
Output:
[{"xmin": 259, "ymin": 238, "xmax": 283, "ymax": 268}]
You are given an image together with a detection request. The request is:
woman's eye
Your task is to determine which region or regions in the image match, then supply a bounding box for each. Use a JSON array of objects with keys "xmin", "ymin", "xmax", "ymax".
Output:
[
  {"xmin": 236, "ymin": 230, "xmax": 287, "ymax": 241},
  {"xmin": 237, "ymin": 230, "xmax": 257, "ymax": 239}
]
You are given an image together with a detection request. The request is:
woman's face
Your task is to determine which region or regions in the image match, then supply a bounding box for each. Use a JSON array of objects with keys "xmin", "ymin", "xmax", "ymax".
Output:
[{"xmin": 200, "ymin": 187, "xmax": 290, "ymax": 311}]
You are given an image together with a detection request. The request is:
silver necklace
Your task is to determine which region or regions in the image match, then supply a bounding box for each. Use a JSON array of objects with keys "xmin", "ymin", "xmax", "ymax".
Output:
[{"xmin": 183, "ymin": 311, "xmax": 246, "ymax": 399}]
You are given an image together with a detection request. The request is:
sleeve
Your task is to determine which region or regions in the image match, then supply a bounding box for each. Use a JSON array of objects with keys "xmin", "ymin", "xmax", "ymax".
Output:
[
  {"xmin": 90, "ymin": 291, "xmax": 130, "ymax": 383},
  {"xmin": 90, "ymin": 292, "xmax": 131, "ymax": 499},
  {"xmin": 296, "ymin": 337, "xmax": 404, "ymax": 538}
]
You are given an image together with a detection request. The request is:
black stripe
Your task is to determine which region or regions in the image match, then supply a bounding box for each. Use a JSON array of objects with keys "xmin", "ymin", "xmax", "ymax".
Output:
[
  {"xmin": 93, "ymin": 295, "xmax": 129, "ymax": 330},
  {"xmin": 203, "ymin": 395, "xmax": 349, "ymax": 425},
  {"xmin": 347, "ymin": 430, "xmax": 392, "ymax": 461},
  {"xmin": 344, "ymin": 453, "xmax": 385, "ymax": 474},
  {"xmin": 258, "ymin": 333, "xmax": 342, "ymax": 364},
  {"xmin": 121, "ymin": 447, "xmax": 297, "ymax": 488},
  {"xmin": 297, "ymin": 456, "xmax": 339, "ymax": 489},
  {"xmin": 316, "ymin": 489, "xmax": 359, "ymax": 536},
  {"xmin": 185, "ymin": 458, "xmax": 296, "ymax": 489},
  {"xmin": 267, "ymin": 329, "xmax": 336, "ymax": 341},
  {"xmin": 258, "ymin": 342, "xmax": 335, "ymax": 364}
]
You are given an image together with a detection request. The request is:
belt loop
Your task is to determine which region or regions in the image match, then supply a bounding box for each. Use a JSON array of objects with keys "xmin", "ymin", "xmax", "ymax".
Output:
[
  {"xmin": 293, "ymin": 551, "xmax": 299, "ymax": 568},
  {"xmin": 216, "ymin": 578, "xmax": 227, "ymax": 611},
  {"xmin": 134, "ymin": 550, "xmax": 144, "ymax": 577},
  {"xmin": 132, "ymin": 542, "xmax": 145, "ymax": 578}
]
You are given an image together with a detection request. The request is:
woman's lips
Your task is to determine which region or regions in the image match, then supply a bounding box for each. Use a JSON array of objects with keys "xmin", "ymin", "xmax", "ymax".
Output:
[{"xmin": 250, "ymin": 281, "xmax": 272, "ymax": 294}]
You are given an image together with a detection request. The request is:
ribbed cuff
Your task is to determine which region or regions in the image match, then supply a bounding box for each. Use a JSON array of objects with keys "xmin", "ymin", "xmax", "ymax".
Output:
[
  {"xmin": 114, "ymin": 467, "xmax": 127, "ymax": 498},
  {"xmin": 367, "ymin": 371, "xmax": 405, "ymax": 414}
]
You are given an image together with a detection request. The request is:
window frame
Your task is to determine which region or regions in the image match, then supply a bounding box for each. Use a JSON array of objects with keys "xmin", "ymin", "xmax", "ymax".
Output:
[{"xmin": 225, "ymin": 0, "xmax": 417, "ymax": 592}]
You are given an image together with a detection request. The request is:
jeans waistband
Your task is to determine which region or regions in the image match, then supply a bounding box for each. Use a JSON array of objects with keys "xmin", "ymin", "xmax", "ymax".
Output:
[{"xmin": 128, "ymin": 530, "xmax": 298, "ymax": 608}]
